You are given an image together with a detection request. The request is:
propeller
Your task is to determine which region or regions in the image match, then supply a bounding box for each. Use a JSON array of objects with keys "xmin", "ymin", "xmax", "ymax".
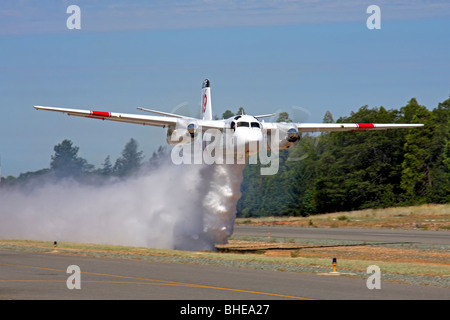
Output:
[
  {"xmin": 170, "ymin": 101, "xmax": 200, "ymax": 119},
  {"xmin": 267, "ymin": 105, "xmax": 312, "ymax": 124},
  {"xmin": 267, "ymin": 106, "xmax": 319, "ymax": 162}
]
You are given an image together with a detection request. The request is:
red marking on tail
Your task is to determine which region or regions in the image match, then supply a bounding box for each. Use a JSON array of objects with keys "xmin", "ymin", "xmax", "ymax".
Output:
[{"xmin": 202, "ymin": 94, "xmax": 207, "ymax": 112}]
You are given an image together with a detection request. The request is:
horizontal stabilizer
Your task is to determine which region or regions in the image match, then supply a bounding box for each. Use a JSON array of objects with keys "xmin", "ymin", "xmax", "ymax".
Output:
[
  {"xmin": 137, "ymin": 107, "xmax": 190, "ymax": 119},
  {"xmin": 254, "ymin": 113, "xmax": 276, "ymax": 119}
]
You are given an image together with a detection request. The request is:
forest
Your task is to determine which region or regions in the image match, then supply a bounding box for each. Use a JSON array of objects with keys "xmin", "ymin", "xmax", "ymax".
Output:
[
  {"xmin": 238, "ymin": 97, "xmax": 449, "ymax": 216},
  {"xmin": 1, "ymin": 97, "xmax": 449, "ymax": 217}
]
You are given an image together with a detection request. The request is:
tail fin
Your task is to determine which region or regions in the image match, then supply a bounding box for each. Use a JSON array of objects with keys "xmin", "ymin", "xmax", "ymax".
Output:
[{"xmin": 201, "ymin": 79, "xmax": 212, "ymax": 120}]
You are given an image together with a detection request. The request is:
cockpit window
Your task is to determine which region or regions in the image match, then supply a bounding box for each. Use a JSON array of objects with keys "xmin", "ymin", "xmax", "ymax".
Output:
[
  {"xmin": 237, "ymin": 122, "xmax": 249, "ymax": 127},
  {"xmin": 251, "ymin": 122, "xmax": 260, "ymax": 128}
]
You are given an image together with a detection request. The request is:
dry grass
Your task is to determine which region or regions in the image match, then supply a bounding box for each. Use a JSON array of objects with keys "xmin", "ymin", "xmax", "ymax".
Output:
[
  {"xmin": 1, "ymin": 238, "xmax": 448, "ymax": 278},
  {"xmin": 235, "ymin": 203, "xmax": 450, "ymax": 231}
]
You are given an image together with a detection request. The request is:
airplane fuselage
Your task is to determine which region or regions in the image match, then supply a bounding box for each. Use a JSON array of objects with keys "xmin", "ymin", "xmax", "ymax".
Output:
[{"xmin": 221, "ymin": 114, "xmax": 264, "ymax": 155}]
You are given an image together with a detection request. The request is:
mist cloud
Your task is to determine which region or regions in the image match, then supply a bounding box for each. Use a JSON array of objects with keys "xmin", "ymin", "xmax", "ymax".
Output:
[{"xmin": 0, "ymin": 162, "xmax": 245, "ymax": 251}]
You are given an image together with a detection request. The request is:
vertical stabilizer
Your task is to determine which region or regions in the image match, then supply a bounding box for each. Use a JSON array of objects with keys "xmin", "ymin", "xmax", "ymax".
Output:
[{"xmin": 201, "ymin": 79, "xmax": 212, "ymax": 120}]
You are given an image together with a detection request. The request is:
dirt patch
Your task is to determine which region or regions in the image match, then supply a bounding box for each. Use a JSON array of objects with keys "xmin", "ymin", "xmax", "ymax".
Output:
[
  {"xmin": 297, "ymin": 244, "xmax": 450, "ymax": 265},
  {"xmin": 216, "ymin": 239, "xmax": 450, "ymax": 277}
]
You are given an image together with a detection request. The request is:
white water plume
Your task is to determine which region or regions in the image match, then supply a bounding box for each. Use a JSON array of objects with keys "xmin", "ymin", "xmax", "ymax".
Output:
[{"xmin": 0, "ymin": 163, "xmax": 245, "ymax": 251}]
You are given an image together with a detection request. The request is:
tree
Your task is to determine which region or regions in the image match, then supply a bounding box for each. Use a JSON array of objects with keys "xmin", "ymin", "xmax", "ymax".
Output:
[
  {"xmin": 425, "ymin": 98, "xmax": 450, "ymax": 203},
  {"xmin": 148, "ymin": 145, "xmax": 169, "ymax": 168},
  {"xmin": 313, "ymin": 105, "xmax": 407, "ymax": 212},
  {"xmin": 236, "ymin": 107, "xmax": 246, "ymax": 115},
  {"xmin": 99, "ymin": 155, "xmax": 113, "ymax": 176},
  {"xmin": 400, "ymin": 99, "xmax": 433, "ymax": 204},
  {"xmin": 50, "ymin": 139, "xmax": 92, "ymax": 179},
  {"xmin": 113, "ymin": 138, "xmax": 144, "ymax": 177},
  {"xmin": 222, "ymin": 110, "xmax": 235, "ymax": 119},
  {"xmin": 322, "ymin": 110, "xmax": 334, "ymax": 123},
  {"xmin": 276, "ymin": 112, "xmax": 292, "ymax": 123}
]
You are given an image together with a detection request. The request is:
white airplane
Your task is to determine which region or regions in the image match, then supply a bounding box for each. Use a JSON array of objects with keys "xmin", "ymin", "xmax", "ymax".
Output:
[{"xmin": 34, "ymin": 79, "xmax": 424, "ymax": 163}]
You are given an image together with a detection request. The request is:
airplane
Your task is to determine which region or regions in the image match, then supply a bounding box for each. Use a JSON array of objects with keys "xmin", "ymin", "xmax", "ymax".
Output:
[{"xmin": 34, "ymin": 79, "xmax": 424, "ymax": 167}]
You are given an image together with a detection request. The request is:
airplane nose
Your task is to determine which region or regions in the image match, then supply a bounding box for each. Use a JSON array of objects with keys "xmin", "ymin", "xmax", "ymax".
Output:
[
  {"xmin": 246, "ymin": 131, "xmax": 262, "ymax": 145},
  {"xmin": 236, "ymin": 130, "xmax": 263, "ymax": 155}
]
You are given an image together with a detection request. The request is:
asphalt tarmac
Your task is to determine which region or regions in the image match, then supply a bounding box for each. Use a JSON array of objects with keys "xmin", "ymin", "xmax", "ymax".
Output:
[{"xmin": 0, "ymin": 245, "xmax": 448, "ymax": 301}]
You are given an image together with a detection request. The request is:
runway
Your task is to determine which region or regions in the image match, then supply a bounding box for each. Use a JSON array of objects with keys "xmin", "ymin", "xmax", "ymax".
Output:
[
  {"xmin": 233, "ymin": 225, "xmax": 450, "ymax": 245},
  {"xmin": 1, "ymin": 246, "xmax": 448, "ymax": 301}
]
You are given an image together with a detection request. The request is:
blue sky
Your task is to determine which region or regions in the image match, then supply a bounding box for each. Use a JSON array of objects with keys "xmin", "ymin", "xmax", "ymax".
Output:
[{"xmin": 1, "ymin": 0, "xmax": 449, "ymax": 176}]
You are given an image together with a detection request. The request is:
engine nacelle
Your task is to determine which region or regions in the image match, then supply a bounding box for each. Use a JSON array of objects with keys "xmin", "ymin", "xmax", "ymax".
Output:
[
  {"xmin": 166, "ymin": 121, "xmax": 198, "ymax": 146},
  {"xmin": 286, "ymin": 128, "xmax": 300, "ymax": 143},
  {"xmin": 265, "ymin": 124, "xmax": 300, "ymax": 150}
]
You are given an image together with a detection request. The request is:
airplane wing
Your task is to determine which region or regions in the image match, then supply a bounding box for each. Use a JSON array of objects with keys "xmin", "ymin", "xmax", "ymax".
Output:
[
  {"xmin": 262, "ymin": 122, "xmax": 424, "ymax": 132},
  {"xmin": 33, "ymin": 105, "xmax": 226, "ymax": 131},
  {"xmin": 34, "ymin": 105, "xmax": 179, "ymax": 128},
  {"xmin": 34, "ymin": 105, "xmax": 423, "ymax": 133}
]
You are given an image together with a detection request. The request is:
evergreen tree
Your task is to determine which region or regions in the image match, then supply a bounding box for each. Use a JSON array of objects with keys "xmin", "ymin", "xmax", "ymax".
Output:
[
  {"xmin": 322, "ymin": 110, "xmax": 334, "ymax": 123},
  {"xmin": 236, "ymin": 107, "xmax": 246, "ymax": 115},
  {"xmin": 276, "ymin": 112, "xmax": 292, "ymax": 123},
  {"xmin": 425, "ymin": 98, "xmax": 450, "ymax": 203},
  {"xmin": 99, "ymin": 155, "xmax": 113, "ymax": 176},
  {"xmin": 50, "ymin": 139, "xmax": 92, "ymax": 179},
  {"xmin": 113, "ymin": 138, "xmax": 144, "ymax": 177},
  {"xmin": 313, "ymin": 105, "xmax": 407, "ymax": 212},
  {"xmin": 400, "ymin": 99, "xmax": 433, "ymax": 204},
  {"xmin": 148, "ymin": 145, "xmax": 169, "ymax": 168},
  {"xmin": 222, "ymin": 110, "xmax": 235, "ymax": 119}
]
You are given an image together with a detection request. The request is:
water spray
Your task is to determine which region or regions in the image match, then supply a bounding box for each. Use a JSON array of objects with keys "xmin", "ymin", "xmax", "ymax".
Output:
[{"xmin": 0, "ymin": 161, "xmax": 245, "ymax": 251}]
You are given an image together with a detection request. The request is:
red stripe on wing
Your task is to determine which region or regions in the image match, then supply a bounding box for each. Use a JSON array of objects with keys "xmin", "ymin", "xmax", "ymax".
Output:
[
  {"xmin": 357, "ymin": 123, "xmax": 374, "ymax": 128},
  {"xmin": 355, "ymin": 123, "xmax": 375, "ymax": 131},
  {"xmin": 91, "ymin": 111, "xmax": 110, "ymax": 117}
]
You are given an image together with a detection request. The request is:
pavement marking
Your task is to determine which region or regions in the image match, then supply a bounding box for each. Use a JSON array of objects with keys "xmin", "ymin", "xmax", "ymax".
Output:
[{"xmin": 0, "ymin": 262, "xmax": 315, "ymax": 300}]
